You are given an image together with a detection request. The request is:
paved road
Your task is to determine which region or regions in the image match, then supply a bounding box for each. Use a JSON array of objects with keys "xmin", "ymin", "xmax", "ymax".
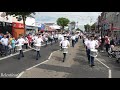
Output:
[{"xmin": 0, "ymin": 42, "xmax": 60, "ymax": 78}]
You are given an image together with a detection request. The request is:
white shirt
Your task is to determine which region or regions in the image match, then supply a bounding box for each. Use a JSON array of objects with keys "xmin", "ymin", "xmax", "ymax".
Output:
[
  {"xmin": 60, "ymin": 40, "xmax": 70, "ymax": 48},
  {"xmin": 71, "ymin": 36, "xmax": 76, "ymax": 40},
  {"xmin": 85, "ymin": 39, "xmax": 91, "ymax": 49},
  {"xmin": 54, "ymin": 34, "xmax": 58, "ymax": 38},
  {"xmin": 16, "ymin": 38, "xmax": 25, "ymax": 45},
  {"xmin": 1, "ymin": 38, "xmax": 9, "ymax": 46},
  {"xmin": 35, "ymin": 38, "xmax": 43, "ymax": 46},
  {"xmin": 89, "ymin": 40, "xmax": 98, "ymax": 49},
  {"xmin": 75, "ymin": 34, "xmax": 79, "ymax": 38}
]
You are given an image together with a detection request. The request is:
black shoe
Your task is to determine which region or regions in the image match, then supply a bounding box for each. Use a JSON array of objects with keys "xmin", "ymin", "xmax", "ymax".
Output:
[
  {"xmin": 22, "ymin": 56, "xmax": 24, "ymax": 57},
  {"xmin": 91, "ymin": 65, "xmax": 95, "ymax": 67},
  {"xmin": 36, "ymin": 58, "xmax": 38, "ymax": 60},
  {"xmin": 18, "ymin": 58, "xmax": 20, "ymax": 60}
]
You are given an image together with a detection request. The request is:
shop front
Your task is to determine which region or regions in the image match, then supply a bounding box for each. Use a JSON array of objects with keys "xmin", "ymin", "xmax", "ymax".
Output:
[
  {"xmin": 0, "ymin": 21, "xmax": 12, "ymax": 34},
  {"xmin": 26, "ymin": 25, "xmax": 36, "ymax": 34},
  {"xmin": 12, "ymin": 22, "xmax": 24, "ymax": 39}
]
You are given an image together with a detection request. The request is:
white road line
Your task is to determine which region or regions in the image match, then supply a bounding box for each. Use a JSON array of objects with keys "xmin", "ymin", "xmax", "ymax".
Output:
[
  {"xmin": 16, "ymin": 48, "xmax": 59, "ymax": 78},
  {"xmin": 96, "ymin": 58, "xmax": 110, "ymax": 69},
  {"xmin": 26, "ymin": 59, "xmax": 49, "ymax": 71},
  {"xmin": 0, "ymin": 42, "xmax": 54, "ymax": 61},
  {"xmin": 48, "ymin": 53, "xmax": 53, "ymax": 60},
  {"xmin": 109, "ymin": 69, "xmax": 112, "ymax": 78},
  {"xmin": 16, "ymin": 71, "xmax": 25, "ymax": 78},
  {"xmin": 95, "ymin": 58, "xmax": 112, "ymax": 78}
]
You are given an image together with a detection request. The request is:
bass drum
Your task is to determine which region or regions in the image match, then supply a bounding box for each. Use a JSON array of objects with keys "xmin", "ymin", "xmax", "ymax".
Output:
[
  {"xmin": 34, "ymin": 44, "xmax": 41, "ymax": 51},
  {"xmin": 90, "ymin": 49, "xmax": 98, "ymax": 57},
  {"xmin": 15, "ymin": 44, "xmax": 22, "ymax": 51}
]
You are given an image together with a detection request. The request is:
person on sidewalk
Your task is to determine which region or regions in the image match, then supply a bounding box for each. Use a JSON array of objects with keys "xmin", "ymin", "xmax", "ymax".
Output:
[
  {"xmin": 34, "ymin": 34, "xmax": 44, "ymax": 60},
  {"xmin": 16, "ymin": 35, "xmax": 25, "ymax": 60},
  {"xmin": 60, "ymin": 35, "xmax": 70, "ymax": 62},
  {"xmin": 1, "ymin": 35, "xmax": 9, "ymax": 56},
  {"xmin": 105, "ymin": 36, "xmax": 110, "ymax": 54}
]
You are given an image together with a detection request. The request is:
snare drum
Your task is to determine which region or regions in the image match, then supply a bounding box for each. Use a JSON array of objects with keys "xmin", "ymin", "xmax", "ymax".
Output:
[
  {"xmin": 62, "ymin": 47, "xmax": 68, "ymax": 53},
  {"xmin": 15, "ymin": 44, "xmax": 22, "ymax": 51},
  {"xmin": 90, "ymin": 49, "xmax": 98, "ymax": 57},
  {"xmin": 34, "ymin": 44, "xmax": 41, "ymax": 51}
]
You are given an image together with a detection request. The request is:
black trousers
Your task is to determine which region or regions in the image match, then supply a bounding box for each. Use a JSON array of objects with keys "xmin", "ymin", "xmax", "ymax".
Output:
[
  {"xmin": 24, "ymin": 43, "xmax": 28, "ymax": 49},
  {"xmin": 36, "ymin": 51, "xmax": 41, "ymax": 60},
  {"xmin": 105, "ymin": 44, "xmax": 110, "ymax": 52},
  {"xmin": 50, "ymin": 39, "xmax": 53, "ymax": 45},
  {"xmin": 18, "ymin": 50, "xmax": 24, "ymax": 59},
  {"xmin": 72, "ymin": 40, "xmax": 75, "ymax": 47},
  {"xmin": 45, "ymin": 41, "xmax": 48, "ymax": 46},
  {"xmin": 63, "ymin": 53, "xmax": 66, "ymax": 62}
]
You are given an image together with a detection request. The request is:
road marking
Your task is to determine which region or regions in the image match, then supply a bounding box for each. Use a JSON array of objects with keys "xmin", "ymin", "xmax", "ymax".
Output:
[
  {"xmin": 26, "ymin": 59, "xmax": 49, "ymax": 71},
  {"xmin": 48, "ymin": 50, "xmax": 60, "ymax": 60},
  {"xmin": 95, "ymin": 58, "xmax": 112, "ymax": 78},
  {"xmin": 16, "ymin": 48, "xmax": 59, "ymax": 78},
  {"xmin": 16, "ymin": 71, "xmax": 25, "ymax": 78},
  {"xmin": 0, "ymin": 42, "xmax": 54, "ymax": 61},
  {"xmin": 48, "ymin": 53, "xmax": 53, "ymax": 60}
]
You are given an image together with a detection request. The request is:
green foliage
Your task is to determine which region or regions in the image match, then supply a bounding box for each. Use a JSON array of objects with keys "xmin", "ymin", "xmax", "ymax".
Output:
[
  {"xmin": 57, "ymin": 17, "xmax": 70, "ymax": 29},
  {"xmin": 84, "ymin": 24, "xmax": 91, "ymax": 32}
]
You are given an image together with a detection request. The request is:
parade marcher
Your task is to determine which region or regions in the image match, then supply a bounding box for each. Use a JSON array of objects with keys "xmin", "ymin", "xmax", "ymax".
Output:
[
  {"xmin": 54, "ymin": 33, "xmax": 58, "ymax": 43},
  {"xmin": 16, "ymin": 35, "xmax": 25, "ymax": 60},
  {"xmin": 49, "ymin": 34, "xmax": 54, "ymax": 45},
  {"xmin": 75, "ymin": 33, "xmax": 79, "ymax": 43},
  {"xmin": 60, "ymin": 35, "xmax": 70, "ymax": 62},
  {"xmin": 44, "ymin": 35, "xmax": 48, "ymax": 46},
  {"xmin": 34, "ymin": 34, "xmax": 44, "ymax": 60},
  {"xmin": 71, "ymin": 33, "xmax": 76, "ymax": 47},
  {"xmin": 89, "ymin": 36, "xmax": 99, "ymax": 67},
  {"xmin": 84, "ymin": 36, "xmax": 91, "ymax": 63},
  {"xmin": 24, "ymin": 36, "xmax": 29, "ymax": 49}
]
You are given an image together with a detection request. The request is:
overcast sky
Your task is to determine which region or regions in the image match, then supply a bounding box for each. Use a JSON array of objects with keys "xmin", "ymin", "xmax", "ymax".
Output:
[{"xmin": 34, "ymin": 12, "xmax": 101, "ymax": 30}]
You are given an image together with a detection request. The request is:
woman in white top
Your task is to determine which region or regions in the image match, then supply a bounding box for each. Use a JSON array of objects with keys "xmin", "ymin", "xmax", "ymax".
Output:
[{"xmin": 60, "ymin": 35, "xmax": 70, "ymax": 62}]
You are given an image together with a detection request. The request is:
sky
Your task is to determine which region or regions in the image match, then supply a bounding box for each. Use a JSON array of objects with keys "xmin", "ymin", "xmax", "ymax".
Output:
[{"xmin": 34, "ymin": 12, "xmax": 101, "ymax": 30}]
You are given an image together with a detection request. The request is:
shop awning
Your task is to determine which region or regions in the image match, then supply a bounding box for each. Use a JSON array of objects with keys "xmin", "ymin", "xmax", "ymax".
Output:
[{"xmin": 112, "ymin": 27, "xmax": 120, "ymax": 31}]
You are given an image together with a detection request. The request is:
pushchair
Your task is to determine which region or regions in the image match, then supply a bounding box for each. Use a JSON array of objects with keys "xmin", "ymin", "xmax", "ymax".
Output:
[{"xmin": 108, "ymin": 45, "xmax": 120, "ymax": 63}]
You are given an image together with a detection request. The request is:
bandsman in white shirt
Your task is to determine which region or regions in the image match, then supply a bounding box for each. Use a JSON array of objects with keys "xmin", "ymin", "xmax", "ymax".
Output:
[
  {"xmin": 75, "ymin": 33, "xmax": 79, "ymax": 43},
  {"xmin": 34, "ymin": 34, "xmax": 44, "ymax": 60},
  {"xmin": 16, "ymin": 35, "xmax": 25, "ymax": 60},
  {"xmin": 86, "ymin": 36, "xmax": 99, "ymax": 67},
  {"xmin": 54, "ymin": 33, "xmax": 58, "ymax": 43},
  {"xmin": 71, "ymin": 33, "xmax": 76, "ymax": 47},
  {"xmin": 60, "ymin": 35, "xmax": 70, "ymax": 62}
]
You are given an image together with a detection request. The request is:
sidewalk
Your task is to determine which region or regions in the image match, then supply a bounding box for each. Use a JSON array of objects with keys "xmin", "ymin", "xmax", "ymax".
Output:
[{"xmin": 19, "ymin": 40, "xmax": 81, "ymax": 78}]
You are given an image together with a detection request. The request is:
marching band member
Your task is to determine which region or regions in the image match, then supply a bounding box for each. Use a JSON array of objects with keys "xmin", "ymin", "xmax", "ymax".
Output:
[
  {"xmin": 60, "ymin": 35, "xmax": 70, "ymax": 62},
  {"xmin": 54, "ymin": 33, "xmax": 58, "ymax": 43},
  {"xmin": 71, "ymin": 33, "xmax": 76, "ymax": 47},
  {"xmin": 16, "ymin": 35, "xmax": 25, "ymax": 60},
  {"xmin": 34, "ymin": 34, "xmax": 44, "ymax": 60},
  {"xmin": 87, "ymin": 36, "xmax": 99, "ymax": 67}
]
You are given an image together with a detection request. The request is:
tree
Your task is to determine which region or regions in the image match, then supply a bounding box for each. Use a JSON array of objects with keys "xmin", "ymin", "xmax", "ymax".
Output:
[
  {"xmin": 84, "ymin": 24, "xmax": 90, "ymax": 32},
  {"xmin": 57, "ymin": 17, "xmax": 70, "ymax": 32},
  {"xmin": 5, "ymin": 12, "xmax": 35, "ymax": 35},
  {"xmin": 91, "ymin": 23, "xmax": 96, "ymax": 31}
]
